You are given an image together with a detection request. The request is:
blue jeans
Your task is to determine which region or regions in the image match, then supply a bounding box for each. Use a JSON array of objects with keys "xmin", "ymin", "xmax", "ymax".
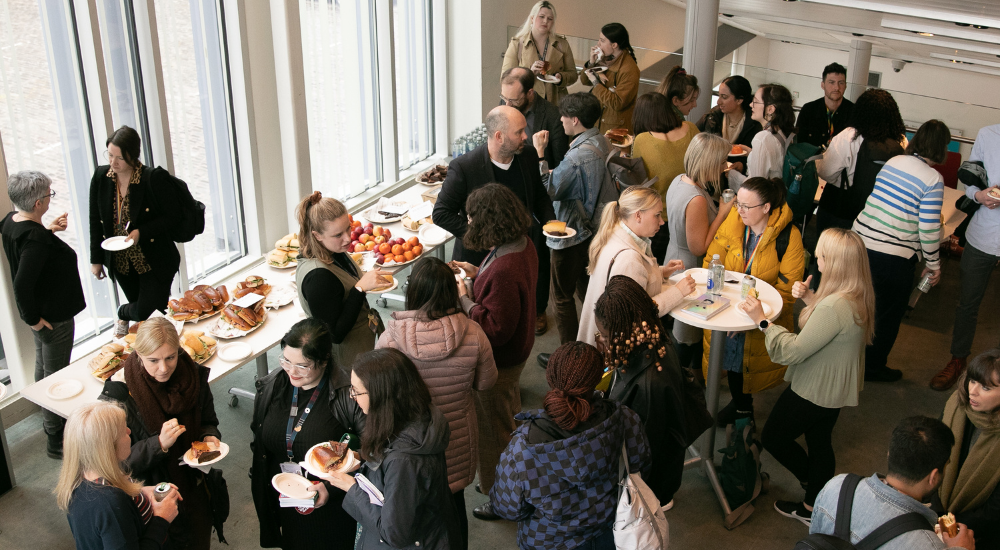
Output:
[{"xmin": 32, "ymin": 318, "xmax": 74, "ymax": 442}]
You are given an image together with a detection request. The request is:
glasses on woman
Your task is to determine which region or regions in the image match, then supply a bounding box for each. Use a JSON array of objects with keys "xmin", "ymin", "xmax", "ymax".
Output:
[
  {"xmin": 735, "ymin": 201, "xmax": 765, "ymax": 212},
  {"xmin": 278, "ymin": 355, "xmax": 314, "ymax": 372},
  {"xmin": 349, "ymin": 386, "xmax": 368, "ymax": 399},
  {"xmin": 103, "ymin": 150, "xmax": 126, "ymax": 162}
]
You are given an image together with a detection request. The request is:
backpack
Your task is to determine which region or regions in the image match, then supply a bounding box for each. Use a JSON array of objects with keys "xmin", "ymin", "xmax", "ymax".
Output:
[
  {"xmin": 794, "ymin": 474, "xmax": 932, "ymax": 550},
  {"xmin": 143, "ymin": 166, "xmax": 206, "ymax": 243},
  {"xmin": 717, "ymin": 417, "xmax": 769, "ymax": 529},
  {"xmin": 579, "ymin": 142, "xmax": 657, "ymax": 232},
  {"xmin": 782, "ymin": 141, "xmax": 824, "ymax": 222}
]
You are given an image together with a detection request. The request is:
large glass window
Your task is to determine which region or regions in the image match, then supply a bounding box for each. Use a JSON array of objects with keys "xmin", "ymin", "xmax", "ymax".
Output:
[
  {"xmin": 300, "ymin": 0, "xmax": 381, "ymax": 201},
  {"xmin": 153, "ymin": 0, "xmax": 245, "ymax": 281},
  {"xmin": 393, "ymin": 0, "xmax": 433, "ymax": 170},
  {"xmin": 97, "ymin": 0, "xmax": 150, "ymax": 161},
  {"xmin": 0, "ymin": 0, "xmax": 119, "ymax": 341}
]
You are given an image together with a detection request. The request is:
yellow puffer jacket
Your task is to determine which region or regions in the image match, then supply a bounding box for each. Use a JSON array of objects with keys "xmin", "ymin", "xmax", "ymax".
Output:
[{"xmin": 701, "ymin": 204, "xmax": 805, "ymax": 394}]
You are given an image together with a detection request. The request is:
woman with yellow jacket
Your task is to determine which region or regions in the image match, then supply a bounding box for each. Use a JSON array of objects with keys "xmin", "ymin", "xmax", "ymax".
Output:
[
  {"xmin": 580, "ymin": 23, "xmax": 640, "ymax": 134},
  {"xmin": 502, "ymin": 1, "xmax": 577, "ymax": 105},
  {"xmin": 702, "ymin": 177, "xmax": 805, "ymax": 425}
]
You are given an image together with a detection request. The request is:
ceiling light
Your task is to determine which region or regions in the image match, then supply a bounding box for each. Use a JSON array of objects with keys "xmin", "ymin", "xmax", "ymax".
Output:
[
  {"xmin": 973, "ymin": 25, "xmax": 990, "ymax": 30},
  {"xmin": 931, "ymin": 52, "xmax": 1000, "ymax": 69},
  {"xmin": 852, "ymin": 33, "xmax": 864, "ymax": 37},
  {"xmin": 955, "ymin": 23, "xmax": 971, "ymax": 27},
  {"xmin": 919, "ymin": 32, "xmax": 934, "ymax": 37}
]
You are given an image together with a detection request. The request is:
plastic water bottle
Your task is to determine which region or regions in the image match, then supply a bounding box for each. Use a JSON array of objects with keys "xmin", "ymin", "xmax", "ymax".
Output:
[{"xmin": 708, "ymin": 254, "xmax": 724, "ymax": 297}]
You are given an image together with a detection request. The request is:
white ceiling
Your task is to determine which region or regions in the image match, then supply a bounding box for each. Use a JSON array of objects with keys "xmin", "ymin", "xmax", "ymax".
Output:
[{"xmin": 691, "ymin": 0, "xmax": 1000, "ymax": 76}]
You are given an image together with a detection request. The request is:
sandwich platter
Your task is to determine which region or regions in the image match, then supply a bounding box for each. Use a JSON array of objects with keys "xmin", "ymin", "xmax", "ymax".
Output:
[
  {"xmin": 183, "ymin": 441, "xmax": 230, "ymax": 468},
  {"xmin": 46, "ymin": 379, "xmax": 84, "ymax": 400},
  {"xmin": 300, "ymin": 442, "xmax": 361, "ymax": 481},
  {"xmin": 209, "ymin": 306, "xmax": 268, "ymax": 339},
  {"xmin": 179, "ymin": 330, "xmax": 218, "ymax": 365},
  {"xmin": 267, "ymin": 249, "xmax": 298, "ymax": 270}
]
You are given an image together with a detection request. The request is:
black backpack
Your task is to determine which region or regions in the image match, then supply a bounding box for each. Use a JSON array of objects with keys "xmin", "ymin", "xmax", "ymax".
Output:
[
  {"xmin": 794, "ymin": 474, "xmax": 931, "ymax": 550},
  {"xmin": 578, "ymin": 142, "xmax": 657, "ymax": 232},
  {"xmin": 143, "ymin": 166, "xmax": 206, "ymax": 243}
]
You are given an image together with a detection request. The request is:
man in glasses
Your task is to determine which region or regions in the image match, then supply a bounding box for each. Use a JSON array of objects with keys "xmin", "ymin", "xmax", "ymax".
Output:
[{"xmin": 500, "ymin": 67, "xmax": 568, "ymax": 170}]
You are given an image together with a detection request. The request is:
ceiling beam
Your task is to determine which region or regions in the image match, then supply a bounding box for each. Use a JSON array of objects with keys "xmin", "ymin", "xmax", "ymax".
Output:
[
  {"xmin": 800, "ymin": 0, "xmax": 1000, "ymax": 29},
  {"xmin": 881, "ymin": 15, "xmax": 1000, "ymax": 45}
]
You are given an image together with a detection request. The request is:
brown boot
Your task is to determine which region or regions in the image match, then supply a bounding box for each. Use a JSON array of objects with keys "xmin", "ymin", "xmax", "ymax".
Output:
[
  {"xmin": 535, "ymin": 314, "xmax": 548, "ymax": 336},
  {"xmin": 930, "ymin": 357, "xmax": 966, "ymax": 391}
]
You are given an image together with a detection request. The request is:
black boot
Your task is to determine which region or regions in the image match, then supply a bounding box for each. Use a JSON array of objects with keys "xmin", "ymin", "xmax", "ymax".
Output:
[
  {"xmin": 536, "ymin": 353, "xmax": 550, "ymax": 369},
  {"xmin": 47, "ymin": 432, "xmax": 64, "ymax": 460}
]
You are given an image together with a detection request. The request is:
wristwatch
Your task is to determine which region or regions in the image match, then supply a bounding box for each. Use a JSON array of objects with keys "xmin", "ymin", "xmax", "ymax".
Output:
[{"xmin": 758, "ymin": 319, "xmax": 770, "ymax": 332}]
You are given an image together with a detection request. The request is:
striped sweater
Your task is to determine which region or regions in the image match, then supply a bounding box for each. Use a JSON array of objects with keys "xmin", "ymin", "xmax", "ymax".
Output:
[{"xmin": 853, "ymin": 154, "xmax": 943, "ymax": 270}]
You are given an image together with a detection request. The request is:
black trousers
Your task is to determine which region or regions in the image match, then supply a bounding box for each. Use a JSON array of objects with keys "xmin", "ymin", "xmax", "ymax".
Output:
[
  {"xmin": 761, "ymin": 387, "xmax": 841, "ymax": 506},
  {"xmin": 727, "ymin": 370, "xmax": 754, "ymax": 412},
  {"xmin": 866, "ymin": 250, "xmax": 917, "ymax": 371},
  {"xmin": 452, "ymin": 489, "xmax": 468, "ymax": 550},
  {"xmin": 114, "ymin": 267, "xmax": 176, "ymax": 322}
]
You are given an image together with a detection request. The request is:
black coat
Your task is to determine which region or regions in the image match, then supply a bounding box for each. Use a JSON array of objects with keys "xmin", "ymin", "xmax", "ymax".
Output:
[
  {"xmin": 341, "ymin": 406, "xmax": 460, "ymax": 550},
  {"xmin": 795, "ymin": 97, "xmax": 854, "ymax": 148},
  {"xmin": 697, "ymin": 107, "xmax": 762, "ymax": 149},
  {"xmin": 89, "ymin": 164, "xmax": 181, "ymax": 275},
  {"xmin": 432, "ymin": 144, "xmax": 555, "ymax": 264},
  {"xmin": 249, "ymin": 366, "xmax": 366, "ymax": 549}
]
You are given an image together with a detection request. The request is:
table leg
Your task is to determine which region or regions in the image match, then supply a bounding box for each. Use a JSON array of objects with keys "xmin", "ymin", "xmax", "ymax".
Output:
[
  {"xmin": 698, "ymin": 329, "xmax": 733, "ymax": 517},
  {"xmin": 256, "ymin": 354, "xmax": 269, "ymax": 379}
]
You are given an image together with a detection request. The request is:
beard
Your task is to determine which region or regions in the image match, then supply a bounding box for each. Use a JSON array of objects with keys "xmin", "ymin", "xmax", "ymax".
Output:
[{"xmin": 499, "ymin": 138, "xmax": 525, "ymax": 158}]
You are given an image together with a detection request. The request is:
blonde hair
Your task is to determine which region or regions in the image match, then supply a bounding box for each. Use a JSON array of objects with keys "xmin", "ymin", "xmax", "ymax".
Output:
[
  {"xmin": 684, "ymin": 133, "xmax": 730, "ymax": 197},
  {"xmin": 296, "ymin": 191, "xmax": 348, "ymax": 265},
  {"xmin": 55, "ymin": 402, "xmax": 141, "ymax": 511},
  {"xmin": 513, "ymin": 1, "xmax": 556, "ymax": 44},
  {"xmin": 134, "ymin": 317, "xmax": 180, "ymax": 356},
  {"xmin": 801, "ymin": 228, "xmax": 875, "ymax": 344},
  {"xmin": 587, "ymin": 187, "xmax": 662, "ymax": 274}
]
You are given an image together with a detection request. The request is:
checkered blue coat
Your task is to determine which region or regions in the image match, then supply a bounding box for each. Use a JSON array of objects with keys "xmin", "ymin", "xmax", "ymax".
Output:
[{"xmin": 490, "ymin": 403, "xmax": 652, "ymax": 549}]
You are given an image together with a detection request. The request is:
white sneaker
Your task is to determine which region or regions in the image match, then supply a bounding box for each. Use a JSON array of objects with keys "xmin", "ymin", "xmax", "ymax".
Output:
[{"xmin": 660, "ymin": 500, "xmax": 674, "ymax": 512}]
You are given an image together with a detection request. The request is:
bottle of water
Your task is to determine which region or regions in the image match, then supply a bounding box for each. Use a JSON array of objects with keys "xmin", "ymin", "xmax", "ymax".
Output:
[
  {"xmin": 708, "ymin": 254, "xmax": 725, "ymax": 297},
  {"xmin": 451, "ymin": 139, "xmax": 462, "ymax": 158}
]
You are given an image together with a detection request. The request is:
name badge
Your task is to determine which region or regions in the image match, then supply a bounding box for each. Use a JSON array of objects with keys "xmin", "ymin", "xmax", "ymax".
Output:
[{"xmin": 280, "ymin": 462, "xmax": 302, "ymax": 476}]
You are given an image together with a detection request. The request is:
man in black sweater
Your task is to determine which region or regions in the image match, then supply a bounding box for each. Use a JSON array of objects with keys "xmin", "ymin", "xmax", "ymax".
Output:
[
  {"xmin": 795, "ymin": 63, "xmax": 854, "ymax": 147},
  {"xmin": 501, "ymin": 67, "xmax": 569, "ymax": 169},
  {"xmin": 433, "ymin": 105, "xmax": 555, "ymax": 335}
]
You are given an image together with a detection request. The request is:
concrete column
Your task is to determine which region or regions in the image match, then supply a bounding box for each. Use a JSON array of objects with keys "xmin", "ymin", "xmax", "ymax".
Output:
[
  {"xmin": 846, "ymin": 39, "xmax": 872, "ymax": 102},
  {"xmin": 683, "ymin": 0, "xmax": 720, "ymax": 123}
]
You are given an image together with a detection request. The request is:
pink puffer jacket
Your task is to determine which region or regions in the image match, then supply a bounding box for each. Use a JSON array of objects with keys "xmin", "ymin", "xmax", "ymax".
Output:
[{"xmin": 376, "ymin": 310, "xmax": 498, "ymax": 492}]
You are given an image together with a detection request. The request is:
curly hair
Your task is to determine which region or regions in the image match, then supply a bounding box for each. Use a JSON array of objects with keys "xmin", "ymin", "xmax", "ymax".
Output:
[
  {"xmin": 850, "ymin": 89, "xmax": 905, "ymax": 144},
  {"xmin": 594, "ymin": 275, "xmax": 671, "ymax": 374},
  {"xmin": 544, "ymin": 342, "xmax": 604, "ymax": 430},
  {"xmin": 463, "ymin": 183, "xmax": 532, "ymax": 251}
]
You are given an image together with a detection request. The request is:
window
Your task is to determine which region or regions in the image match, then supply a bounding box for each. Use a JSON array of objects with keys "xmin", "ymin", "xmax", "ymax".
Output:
[
  {"xmin": 0, "ymin": 0, "xmax": 119, "ymax": 341},
  {"xmin": 300, "ymin": 0, "xmax": 381, "ymax": 201},
  {"xmin": 393, "ymin": 0, "xmax": 433, "ymax": 170},
  {"xmin": 153, "ymin": 0, "xmax": 245, "ymax": 281},
  {"xmin": 96, "ymin": 0, "xmax": 150, "ymax": 160}
]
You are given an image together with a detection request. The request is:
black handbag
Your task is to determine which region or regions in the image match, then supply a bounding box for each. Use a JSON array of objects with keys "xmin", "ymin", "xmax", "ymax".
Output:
[{"xmin": 204, "ymin": 468, "xmax": 230, "ymax": 544}]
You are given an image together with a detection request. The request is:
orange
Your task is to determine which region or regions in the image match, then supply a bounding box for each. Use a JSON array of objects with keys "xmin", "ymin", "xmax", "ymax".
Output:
[
  {"xmin": 365, "ymin": 241, "xmax": 376, "ymax": 251},
  {"xmin": 391, "ymin": 244, "xmax": 404, "ymax": 256},
  {"xmin": 402, "ymin": 243, "xmax": 412, "ymax": 252},
  {"xmin": 412, "ymin": 245, "xmax": 422, "ymax": 256},
  {"xmin": 351, "ymin": 220, "xmax": 362, "ymax": 229},
  {"xmin": 404, "ymin": 251, "xmax": 415, "ymax": 261},
  {"xmin": 407, "ymin": 236, "xmax": 420, "ymax": 247},
  {"xmin": 378, "ymin": 243, "xmax": 392, "ymax": 255},
  {"xmin": 393, "ymin": 254, "xmax": 406, "ymax": 263}
]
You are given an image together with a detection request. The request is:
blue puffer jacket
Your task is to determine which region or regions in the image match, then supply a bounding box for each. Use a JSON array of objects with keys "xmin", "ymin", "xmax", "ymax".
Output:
[{"xmin": 491, "ymin": 401, "xmax": 651, "ymax": 550}]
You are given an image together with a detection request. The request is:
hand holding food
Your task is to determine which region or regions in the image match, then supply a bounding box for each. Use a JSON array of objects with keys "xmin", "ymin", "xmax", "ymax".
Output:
[
  {"xmin": 739, "ymin": 294, "xmax": 766, "ymax": 324},
  {"xmin": 356, "ymin": 268, "xmax": 385, "ymax": 292},
  {"xmin": 450, "ymin": 260, "xmax": 477, "ymax": 279},
  {"xmin": 311, "ymin": 441, "xmax": 351, "ymax": 472},
  {"xmin": 158, "ymin": 419, "xmax": 186, "ymax": 452},
  {"xmin": 543, "ymin": 220, "xmax": 567, "ymax": 237},
  {"xmin": 589, "ymin": 45, "xmax": 602, "ymax": 64},
  {"xmin": 939, "ymin": 513, "xmax": 958, "ymax": 538},
  {"xmin": 533, "ymin": 130, "xmax": 549, "ymax": 158},
  {"xmin": 606, "ymin": 128, "xmax": 630, "ymax": 146},
  {"xmin": 662, "ymin": 259, "xmax": 685, "ymax": 277}
]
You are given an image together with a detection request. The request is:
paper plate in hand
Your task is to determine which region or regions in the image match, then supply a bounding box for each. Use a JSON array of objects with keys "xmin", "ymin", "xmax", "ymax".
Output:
[
  {"xmin": 209, "ymin": 308, "xmax": 267, "ymax": 339},
  {"xmin": 101, "ymin": 236, "xmax": 134, "ymax": 251},
  {"xmin": 263, "ymin": 283, "xmax": 297, "ymax": 309},
  {"xmin": 737, "ymin": 301, "xmax": 772, "ymax": 320},
  {"xmin": 543, "ymin": 227, "xmax": 577, "ymax": 240},
  {"xmin": 46, "ymin": 379, "xmax": 83, "ymax": 400},
  {"xmin": 364, "ymin": 200, "xmax": 410, "ymax": 224},
  {"xmin": 418, "ymin": 223, "xmax": 452, "ymax": 246},
  {"xmin": 272, "ymin": 472, "xmax": 314, "ymax": 499},
  {"xmin": 370, "ymin": 275, "xmax": 399, "ymax": 294},
  {"xmin": 537, "ymin": 74, "xmax": 560, "ymax": 83},
  {"xmin": 606, "ymin": 132, "xmax": 634, "ymax": 148},
  {"xmin": 300, "ymin": 442, "xmax": 362, "ymax": 481},
  {"xmin": 183, "ymin": 442, "xmax": 230, "ymax": 468}
]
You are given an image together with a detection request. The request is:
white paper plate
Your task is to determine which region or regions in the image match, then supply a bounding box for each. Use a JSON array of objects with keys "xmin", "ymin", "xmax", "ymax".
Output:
[
  {"xmin": 587, "ymin": 66, "xmax": 608, "ymax": 74},
  {"xmin": 419, "ymin": 224, "xmax": 452, "ymax": 246},
  {"xmin": 737, "ymin": 301, "xmax": 773, "ymax": 320},
  {"xmin": 606, "ymin": 132, "xmax": 634, "ymax": 148},
  {"xmin": 683, "ymin": 268, "xmax": 709, "ymax": 286},
  {"xmin": 101, "ymin": 236, "xmax": 134, "ymax": 252},
  {"xmin": 300, "ymin": 442, "xmax": 361, "ymax": 481},
  {"xmin": 182, "ymin": 442, "xmax": 230, "ymax": 467},
  {"xmin": 370, "ymin": 276, "xmax": 399, "ymax": 294},
  {"xmin": 728, "ymin": 150, "xmax": 749, "ymax": 157},
  {"xmin": 364, "ymin": 201, "xmax": 410, "ymax": 224},
  {"xmin": 271, "ymin": 472, "xmax": 315, "ymax": 499},
  {"xmin": 263, "ymin": 283, "xmax": 297, "ymax": 309},
  {"xmin": 218, "ymin": 342, "xmax": 253, "ymax": 363},
  {"xmin": 46, "ymin": 379, "xmax": 83, "ymax": 400},
  {"xmin": 543, "ymin": 226, "xmax": 577, "ymax": 240},
  {"xmin": 537, "ymin": 74, "xmax": 560, "ymax": 83}
]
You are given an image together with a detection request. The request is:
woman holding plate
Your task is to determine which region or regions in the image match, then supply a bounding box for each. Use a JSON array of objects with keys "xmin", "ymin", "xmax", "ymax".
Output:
[
  {"xmin": 250, "ymin": 318, "xmax": 366, "ymax": 550},
  {"xmin": 295, "ymin": 191, "xmax": 385, "ymax": 367},
  {"xmin": 98, "ymin": 317, "xmax": 222, "ymax": 550}
]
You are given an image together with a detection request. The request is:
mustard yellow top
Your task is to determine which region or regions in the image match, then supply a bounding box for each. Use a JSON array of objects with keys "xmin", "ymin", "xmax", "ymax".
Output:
[{"xmin": 632, "ymin": 121, "xmax": 700, "ymax": 217}]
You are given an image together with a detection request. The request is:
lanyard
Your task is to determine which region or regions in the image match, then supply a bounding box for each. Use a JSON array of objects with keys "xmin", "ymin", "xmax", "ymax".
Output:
[
  {"xmin": 743, "ymin": 226, "xmax": 764, "ymax": 274},
  {"xmin": 285, "ymin": 377, "xmax": 327, "ymax": 461},
  {"xmin": 479, "ymin": 245, "xmax": 500, "ymax": 276},
  {"xmin": 826, "ymin": 107, "xmax": 835, "ymax": 139},
  {"xmin": 538, "ymin": 37, "xmax": 549, "ymax": 61}
]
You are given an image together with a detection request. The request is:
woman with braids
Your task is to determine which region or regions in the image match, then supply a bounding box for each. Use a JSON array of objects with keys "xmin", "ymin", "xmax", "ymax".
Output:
[
  {"xmin": 580, "ymin": 22, "xmax": 640, "ymax": 134},
  {"xmin": 656, "ymin": 66, "xmax": 700, "ymax": 120},
  {"xmin": 577, "ymin": 186, "xmax": 695, "ymax": 346},
  {"xmin": 727, "ymin": 84, "xmax": 796, "ymax": 190},
  {"xmin": 326, "ymin": 349, "xmax": 460, "ymax": 550},
  {"xmin": 595, "ymin": 275, "xmax": 698, "ymax": 509},
  {"xmin": 449, "ymin": 183, "xmax": 538, "ymax": 521},
  {"xmin": 491, "ymin": 342, "xmax": 652, "ymax": 550},
  {"xmin": 295, "ymin": 191, "xmax": 385, "ymax": 367}
]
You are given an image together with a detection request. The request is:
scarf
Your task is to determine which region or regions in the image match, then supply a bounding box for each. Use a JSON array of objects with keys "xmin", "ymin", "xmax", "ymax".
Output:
[
  {"xmin": 123, "ymin": 351, "xmax": 204, "ymax": 462},
  {"xmin": 939, "ymin": 391, "xmax": 1000, "ymax": 513}
]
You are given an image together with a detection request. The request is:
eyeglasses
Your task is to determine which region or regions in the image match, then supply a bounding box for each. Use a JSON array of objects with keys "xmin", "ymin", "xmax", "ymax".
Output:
[
  {"xmin": 735, "ymin": 201, "xmax": 766, "ymax": 211},
  {"xmin": 751, "ymin": 98, "xmax": 764, "ymax": 107},
  {"xmin": 278, "ymin": 355, "xmax": 314, "ymax": 372},
  {"xmin": 499, "ymin": 93, "xmax": 526, "ymax": 107},
  {"xmin": 44, "ymin": 191, "xmax": 56, "ymax": 199},
  {"xmin": 349, "ymin": 386, "xmax": 368, "ymax": 399},
  {"xmin": 103, "ymin": 150, "xmax": 126, "ymax": 162}
]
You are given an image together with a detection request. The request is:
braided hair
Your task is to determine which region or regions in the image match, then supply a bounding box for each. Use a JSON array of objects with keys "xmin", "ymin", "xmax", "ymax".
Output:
[
  {"xmin": 543, "ymin": 342, "xmax": 604, "ymax": 430},
  {"xmin": 595, "ymin": 276, "xmax": 670, "ymax": 374}
]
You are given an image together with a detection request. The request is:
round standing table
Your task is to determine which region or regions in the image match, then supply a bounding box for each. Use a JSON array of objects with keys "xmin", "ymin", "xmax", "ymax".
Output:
[{"xmin": 667, "ymin": 268, "xmax": 783, "ymax": 522}]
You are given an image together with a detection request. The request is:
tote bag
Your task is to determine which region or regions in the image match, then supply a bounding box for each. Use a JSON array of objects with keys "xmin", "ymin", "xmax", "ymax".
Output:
[{"xmin": 613, "ymin": 442, "xmax": 669, "ymax": 549}]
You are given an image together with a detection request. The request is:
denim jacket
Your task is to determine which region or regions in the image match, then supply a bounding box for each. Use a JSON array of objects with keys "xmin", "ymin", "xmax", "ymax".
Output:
[
  {"xmin": 811, "ymin": 474, "xmax": 961, "ymax": 550},
  {"xmin": 539, "ymin": 127, "xmax": 610, "ymax": 249}
]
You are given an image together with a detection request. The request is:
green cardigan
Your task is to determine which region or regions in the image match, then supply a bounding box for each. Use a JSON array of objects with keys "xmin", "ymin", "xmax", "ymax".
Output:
[{"xmin": 763, "ymin": 294, "xmax": 865, "ymax": 408}]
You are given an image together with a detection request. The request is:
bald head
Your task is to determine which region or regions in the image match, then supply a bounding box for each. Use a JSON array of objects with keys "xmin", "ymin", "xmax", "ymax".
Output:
[{"xmin": 485, "ymin": 106, "xmax": 528, "ymax": 160}]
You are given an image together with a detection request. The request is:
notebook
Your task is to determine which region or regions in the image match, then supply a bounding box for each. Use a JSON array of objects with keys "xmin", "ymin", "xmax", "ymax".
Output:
[{"xmin": 681, "ymin": 294, "xmax": 731, "ymax": 320}]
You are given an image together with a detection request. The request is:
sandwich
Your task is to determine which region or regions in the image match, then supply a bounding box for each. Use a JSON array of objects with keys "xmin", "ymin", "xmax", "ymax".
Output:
[
  {"xmin": 245, "ymin": 275, "xmax": 265, "ymax": 288},
  {"xmin": 371, "ymin": 273, "xmax": 394, "ymax": 292},
  {"xmin": 222, "ymin": 304, "xmax": 260, "ymax": 331},
  {"xmin": 122, "ymin": 334, "xmax": 137, "ymax": 354},
  {"xmin": 90, "ymin": 346, "xmax": 125, "ymax": 381},
  {"xmin": 275, "ymin": 235, "xmax": 292, "ymax": 251},
  {"xmin": 311, "ymin": 441, "xmax": 350, "ymax": 472},
  {"xmin": 989, "ymin": 188, "xmax": 1000, "ymax": 200},
  {"xmin": 543, "ymin": 220, "xmax": 567, "ymax": 236},
  {"xmin": 190, "ymin": 441, "xmax": 221, "ymax": 464},
  {"xmin": 539, "ymin": 61, "xmax": 551, "ymax": 75},
  {"xmin": 268, "ymin": 249, "xmax": 290, "ymax": 268},
  {"xmin": 606, "ymin": 128, "xmax": 629, "ymax": 145},
  {"xmin": 286, "ymin": 248, "xmax": 299, "ymax": 260},
  {"xmin": 288, "ymin": 235, "xmax": 299, "ymax": 252},
  {"xmin": 938, "ymin": 513, "xmax": 957, "ymax": 537},
  {"xmin": 180, "ymin": 331, "xmax": 215, "ymax": 361}
]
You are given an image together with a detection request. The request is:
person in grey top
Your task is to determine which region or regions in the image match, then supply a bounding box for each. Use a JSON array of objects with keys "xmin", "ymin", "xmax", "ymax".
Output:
[
  {"xmin": 810, "ymin": 416, "xmax": 975, "ymax": 550},
  {"xmin": 663, "ymin": 133, "xmax": 733, "ymax": 369}
]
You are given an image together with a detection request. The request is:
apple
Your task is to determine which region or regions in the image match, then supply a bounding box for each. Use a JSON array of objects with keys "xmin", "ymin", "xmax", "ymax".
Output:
[
  {"xmin": 359, "ymin": 234, "xmax": 370, "ymax": 244},
  {"xmin": 383, "ymin": 229, "xmax": 392, "ymax": 240},
  {"xmin": 373, "ymin": 235, "xmax": 386, "ymax": 245},
  {"xmin": 365, "ymin": 241, "xmax": 376, "ymax": 251},
  {"xmin": 375, "ymin": 255, "xmax": 385, "ymax": 265},
  {"xmin": 350, "ymin": 240, "xmax": 359, "ymax": 250},
  {"xmin": 373, "ymin": 226, "xmax": 384, "ymax": 237},
  {"xmin": 364, "ymin": 227, "xmax": 373, "ymax": 236},
  {"xmin": 351, "ymin": 228, "xmax": 362, "ymax": 239},
  {"xmin": 364, "ymin": 223, "xmax": 374, "ymax": 231},
  {"xmin": 353, "ymin": 243, "xmax": 366, "ymax": 253}
]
